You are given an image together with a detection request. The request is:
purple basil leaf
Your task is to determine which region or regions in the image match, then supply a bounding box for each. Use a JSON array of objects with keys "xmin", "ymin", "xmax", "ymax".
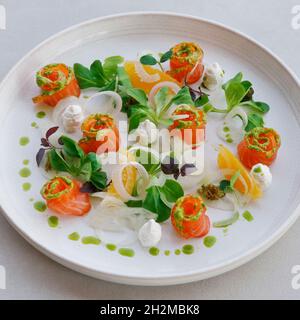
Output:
[
  {"xmin": 161, "ymin": 156, "xmax": 179, "ymax": 175},
  {"xmin": 45, "ymin": 126, "xmax": 59, "ymax": 139},
  {"xmin": 80, "ymin": 182, "xmax": 99, "ymax": 193},
  {"xmin": 36, "ymin": 148, "xmax": 46, "ymax": 167},
  {"xmin": 41, "ymin": 138, "xmax": 50, "ymax": 147},
  {"xmin": 180, "ymin": 163, "xmax": 197, "ymax": 176}
]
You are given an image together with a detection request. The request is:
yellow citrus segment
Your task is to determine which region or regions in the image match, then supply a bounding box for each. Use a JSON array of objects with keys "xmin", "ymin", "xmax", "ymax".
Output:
[
  {"xmin": 217, "ymin": 145, "xmax": 262, "ymax": 199},
  {"xmin": 107, "ymin": 151, "xmax": 137, "ymax": 198},
  {"xmin": 124, "ymin": 61, "xmax": 180, "ymax": 94}
]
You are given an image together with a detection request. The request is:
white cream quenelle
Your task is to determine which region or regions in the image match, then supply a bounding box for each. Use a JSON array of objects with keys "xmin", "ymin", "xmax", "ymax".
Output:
[
  {"xmin": 202, "ymin": 62, "xmax": 224, "ymax": 90},
  {"xmin": 135, "ymin": 119, "xmax": 158, "ymax": 146},
  {"xmin": 62, "ymin": 104, "xmax": 84, "ymax": 133},
  {"xmin": 250, "ymin": 163, "xmax": 272, "ymax": 190},
  {"xmin": 138, "ymin": 219, "xmax": 162, "ymax": 247}
]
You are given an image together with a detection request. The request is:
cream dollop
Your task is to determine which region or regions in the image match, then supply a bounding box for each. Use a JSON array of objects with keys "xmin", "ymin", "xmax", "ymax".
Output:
[
  {"xmin": 62, "ymin": 104, "xmax": 84, "ymax": 133},
  {"xmin": 250, "ymin": 163, "xmax": 272, "ymax": 190},
  {"xmin": 202, "ymin": 62, "xmax": 224, "ymax": 90},
  {"xmin": 138, "ymin": 219, "xmax": 162, "ymax": 247},
  {"xmin": 135, "ymin": 119, "xmax": 158, "ymax": 146}
]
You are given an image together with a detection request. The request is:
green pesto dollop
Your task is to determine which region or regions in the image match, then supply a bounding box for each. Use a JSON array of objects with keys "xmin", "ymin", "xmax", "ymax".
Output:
[
  {"xmin": 81, "ymin": 236, "xmax": 101, "ymax": 245},
  {"xmin": 48, "ymin": 216, "xmax": 59, "ymax": 228},
  {"xmin": 149, "ymin": 247, "xmax": 160, "ymax": 256},
  {"xmin": 223, "ymin": 126, "xmax": 230, "ymax": 132},
  {"xmin": 174, "ymin": 249, "xmax": 181, "ymax": 255},
  {"xmin": 31, "ymin": 121, "xmax": 38, "ymax": 128},
  {"xmin": 182, "ymin": 244, "xmax": 194, "ymax": 255},
  {"xmin": 36, "ymin": 111, "xmax": 46, "ymax": 119},
  {"xmin": 226, "ymin": 137, "xmax": 233, "ymax": 144},
  {"xmin": 19, "ymin": 137, "xmax": 29, "ymax": 146},
  {"xmin": 242, "ymin": 210, "xmax": 254, "ymax": 222},
  {"xmin": 118, "ymin": 248, "xmax": 135, "ymax": 258},
  {"xmin": 106, "ymin": 244, "xmax": 117, "ymax": 251},
  {"xmin": 33, "ymin": 201, "xmax": 47, "ymax": 212},
  {"xmin": 22, "ymin": 159, "xmax": 29, "ymax": 165},
  {"xmin": 203, "ymin": 236, "xmax": 217, "ymax": 248},
  {"xmin": 22, "ymin": 182, "xmax": 31, "ymax": 192},
  {"xmin": 68, "ymin": 232, "xmax": 80, "ymax": 241},
  {"xmin": 19, "ymin": 167, "xmax": 31, "ymax": 178},
  {"xmin": 164, "ymin": 250, "xmax": 171, "ymax": 256}
]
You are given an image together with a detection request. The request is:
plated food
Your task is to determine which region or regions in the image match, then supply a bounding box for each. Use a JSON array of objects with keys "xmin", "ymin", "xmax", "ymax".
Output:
[{"xmin": 25, "ymin": 40, "xmax": 282, "ymax": 257}]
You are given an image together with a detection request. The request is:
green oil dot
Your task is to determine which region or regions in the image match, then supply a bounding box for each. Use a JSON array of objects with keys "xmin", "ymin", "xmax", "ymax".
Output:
[
  {"xmin": 226, "ymin": 138, "xmax": 233, "ymax": 144},
  {"xmin": 48, "ymin": 216, "xmax": 59, "ymax": 228},
  {"xmin": 182, "ymin": 244, "xmax": 194, "ymax": 255},
  {"xmin": 81, "ymin": 236, "xmax": 101, "ymax": 245},
  {"xmin": 19, "ymin": 137, "xmax": 29, "ymax": 146},
  {"xmin": 68, "ymin": 232, "xmax": 80, "ymax": 241},
  {"xmin": 23, "ymin": 159, "xmax": 29, "ymax": 165},
  {"xmin": 175, "ymin": 249, "xmax": 181, "ymax": 255},
  {"xmin": 106, "ymin": 244, "xmax": 117, "ymax": 251},
  {"xmin": 31, "ymin": 122, "xmax": 38, "ymax": 128},
  {"xmin": 33, "ymin": 201, "xmax": 47, "ymax": 212},
  {"xmin": 29, "ymin": 198, "xmax": 34, "ymax": 202},
  {"xmin": 242, "ymin": 210, "xmax": 254, "ymax": 222},
  {"xmin": 36, "ymin": 111, "xmax": 46, "ymax": 119},
  {"xmin": 149, "ymin": 247, "xmax": 160, "ymax": 256},
  {"xmin": 164, "ymin": 250, "xmax": 171, "ymax": 256},
  {"xmin": 118, "ymin": 248, "xmax": 135, "ymax": 258},
  {"xmin": 204, "ymin": 236, "xmax": 217, "ymax": 248},
  {"xmin": 223, "ymin": 126, "xmax": 230, "ymax": 132},
  {"xmin": 22, "ymin": 182, "xmax": 31, "ymax": 192},
  {"xmin": 19, "ymin": 167, "xmax": 31, "ymax": 178}
]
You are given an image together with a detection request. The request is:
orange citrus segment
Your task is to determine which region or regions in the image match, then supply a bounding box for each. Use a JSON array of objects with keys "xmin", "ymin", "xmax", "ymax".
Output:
[
  {"xmin": 217, "ymin": 145, "xmax": 262, "ymax": 199},
  {"xmin": 124, "ymin": 61, "xmax": 180, "ymax": 94}
]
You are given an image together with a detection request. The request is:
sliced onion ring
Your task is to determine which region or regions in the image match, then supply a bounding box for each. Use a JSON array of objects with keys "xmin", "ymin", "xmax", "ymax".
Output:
[
  {"xmin": 84, "ymin": 91, "xmax": 122, "ymax": 116},
  {"xmin": 134, "ymin": 61, "xmax": 160, "ymax": 83},
  {"xmin": 111, "ymin": 161, "xmax": 149, "ymax": 201},
  {"xmin": 149, "ymin": 81, "xmax": 181, "ymax": 107}
]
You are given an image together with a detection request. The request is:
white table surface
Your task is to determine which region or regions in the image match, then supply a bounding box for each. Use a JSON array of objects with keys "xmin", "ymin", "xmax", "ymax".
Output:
[{"xmin": 0, "ymin": 0, "xmax": 299, "ymax": 300}]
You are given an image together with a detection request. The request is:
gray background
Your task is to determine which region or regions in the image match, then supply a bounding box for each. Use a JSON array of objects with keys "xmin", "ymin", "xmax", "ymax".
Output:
[{"xmin": 0, "ymin": 0, "xmax": 299, "ymax": 299}]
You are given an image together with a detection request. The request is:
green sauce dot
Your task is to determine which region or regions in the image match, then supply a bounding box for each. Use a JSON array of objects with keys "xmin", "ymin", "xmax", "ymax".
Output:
[
  {"xmin": 226, "ymin": 138, "xmax": 233, "ymax": 144},
  {"xmin": 36, "ymin": 111, "xmax": 46, "ymax": 119},
  {"xmin": 48, "ymin": 216, "xmax": 59, "ymax": 228},
  {"xmin": 175, "ymin": 249, "xmax": 181, "ymax": 255},
  {"xmin": 242, "ymin": 210, "xmax": 254, "ymax": 222},
  {"xmin": 149, "ymin": 247, "xmax": 160, "ymax": 256},
  {"xmin": 22, "ymin": 182, "xmax": 31, "ymax": 192},
  {"xmin": 68, "ymin": 232, "xmax": 80, "ymax": 241},
  {"xmin": 19, "ymin": 168, "xmax": 31, "ymax": 178},
  {"xmin": 29, "ymin": 198, "xmax": 34, "ymax": 202},
  {"xmin": 254, "ymin": 167, "xmax": 262, "ymax": 173},
  {"xmin": 164, "ymin": 250, "xmax": 171, "ymax": 256},
  {"xmin": 33, "ymin": 201, "xmax": 47, "ymax": 212},
  {"xmin": 19, "ymin": 137, "xmax": 29, "ymax": 146},
  {"xmin": 223, "ymin": 126, "xmax": 230, "ymax": 132},
  {"xmin": 204, "ymin": 236, "xmax": 217, "ymax": 248},
  {"xmin": 118, "ymin": 248, "xmax": 135, "ymax": 258},
  {"xmin": 106, "ymin": 244, "xmax": 117, "ymax": 251},
  {"xmin": 81, "ymin": 236, "xmax": 101, "ymax": 245},
  {"xmin": 182, "ymin": 244, "xmax": 194, "ymax": 255},
  {"xmin": 31, "ymin": 122, "xmax": 38, "ymax": 128},
  {"xmin": 23, "ymin": 159, "xmax": 29, "ymax": 165}
]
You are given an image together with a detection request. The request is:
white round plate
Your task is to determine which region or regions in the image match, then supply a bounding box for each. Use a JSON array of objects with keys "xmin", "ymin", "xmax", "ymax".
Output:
[{"xmin": 0, "ymin": 12, "xmax": 299, "ymax": 286}]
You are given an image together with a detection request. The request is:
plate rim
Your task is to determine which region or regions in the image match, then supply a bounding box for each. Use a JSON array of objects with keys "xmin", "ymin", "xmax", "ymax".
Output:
[{"xmin": 0, "ymin": 11, "xmax": 299, "ymax": 286}]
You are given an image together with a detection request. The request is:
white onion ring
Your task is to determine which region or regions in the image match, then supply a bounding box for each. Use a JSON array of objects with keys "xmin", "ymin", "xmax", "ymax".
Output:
[
  {"xmin": 148, "ymin": 81, "xmax": 181, "ymax": 107},
  {"xmin": 84, "ymin": 91, "xmax": 122, "ymax": 116},
  {"xmin": 134, "ymin": 61, "xmax": 160, "ymax": 83},
  {"xmin": 111, "ymin": 161, "xmax": 149, "ymax": 201}
]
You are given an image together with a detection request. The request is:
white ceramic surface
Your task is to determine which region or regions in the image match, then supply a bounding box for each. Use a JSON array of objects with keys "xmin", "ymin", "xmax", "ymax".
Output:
[{"xmin": 0, "ymin": 12, "xmax": 299, "ymax": 286}]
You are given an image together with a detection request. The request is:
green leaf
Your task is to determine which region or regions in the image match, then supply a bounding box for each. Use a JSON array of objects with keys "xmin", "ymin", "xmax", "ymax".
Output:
[
  {"xmin": 244, "ymin": 113, "xmax": 264, "ymax": 132},
  {"xmin": 133, "ymin": 149, "xmax": 160, "ymax": 175},
  {"xmin": 90, "ymin": 60, "xmax": 106, "ymax": 83},
  {"xmin": 128, "ymin": 108, "xmax": 149, "ymax": 132},
  {"xmin": 222, "ymin": 72, "xmax": 243, "ymax": 90},
  {"xmin": 78, "ymin": 161, "xmax": 92, "ymax": 182},
  {"xmin": 170, "ymin": 86, "xmax": 194, "ymax": 106},
  {"xmin": 240, "ymin": 100, "xmax": 270, "ymax": 114},
  {"xmin": 230, "ymin": 170, "xmax": 240, "ymax": 189},
  {"xmin": 90, "ymin": 171, "xmax": 107, "ymax": 190},
  {"xmin": 48, "ymin": 149, "xmax": 70, "ymax": 172},
  {"xmin": 86, "ymin": 152, "xmax": 101, "ymax": 171},
  {"xmin": 154, "ymin": 87, "xmax": 172, "ymax": 114},
  {"xmin": 60, "ymin": 136, "xmax": 84, "ymax": 159},
  {"xmin": 225, "ymin": 82, "xmax": 246, "ymax": 109},
  {"xmin": 219, "ymin": 180, "xmax": 231, "ymax": 193},
  {"xmin": 195, "ymin": 94, "xmax": 209, "ymax": 107},
  {"xmin": 159, "ymin": 179, "xmax": 184, "ymax": 203},
  {"xmin": 142, "ymin": 186, "xmax": 171, "ymax": 222},
  {"xmin": 125, "ymin": 200, "xmax": 143, "ymax": 208},
  {"xmin": 126, "ymin": 88, "xmax": 149, "ymax": 107},
  {"xmin": 117, "ymin": 66, "xmax": 132, "ymax": 88},
  {"xmin": 103, "ymin": 56, "xmax": 124, "ymax": 79},
  {"xmin": 140, "ymin": 55, "xmax": 157, "ymax": 66},
  {"xmin": 160, "ymin": 50, "xmax": 172, "ymax": 63},
  {"xmin": 73, "ymin": 63, "xmax": 101, "ymax": 89}
]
